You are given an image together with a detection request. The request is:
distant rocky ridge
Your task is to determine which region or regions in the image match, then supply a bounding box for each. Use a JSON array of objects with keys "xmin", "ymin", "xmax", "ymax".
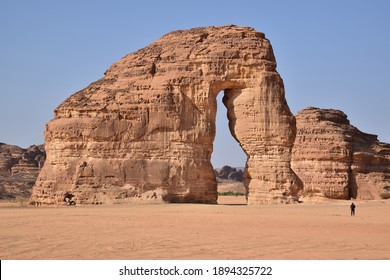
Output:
[
  {"xmin": 0, "ymin": 143, "xmax": 45, "ymax": 200},
  {"xmin": 214, "ymin": 166, "xmax": 244, "ymax": 182}
]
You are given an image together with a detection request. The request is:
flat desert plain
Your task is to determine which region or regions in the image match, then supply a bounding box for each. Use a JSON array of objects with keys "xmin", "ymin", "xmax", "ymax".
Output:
[{"xmin": 1, "ymin": 195, "xmax": 389, "ymax": 260}]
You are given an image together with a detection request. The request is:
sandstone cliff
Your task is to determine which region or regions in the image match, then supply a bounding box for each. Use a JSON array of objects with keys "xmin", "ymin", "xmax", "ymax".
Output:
[
  {"xmin": 0, "ymin": 143, "xmax": 45, "ymax": 200},
  {"xmin": 30, "ymin": 25, "xmax": 301, "ymax": 205},
  {"xmin": 291, "ymin": 107, "xmax": 390, "ymax": 200}
]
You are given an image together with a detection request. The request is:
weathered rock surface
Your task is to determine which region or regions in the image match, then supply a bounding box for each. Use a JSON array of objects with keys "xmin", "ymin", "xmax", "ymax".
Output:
[
  {"xmin": 291, "ymin": 107, "xmax": 390, "ymax": 200},
  {"xmin": 30, "ymin": 25, "xmax": 301, "ymax": 205},
  {"xmin": 0, "ymin": 143, "xmax": 45, "ymax": 200}
]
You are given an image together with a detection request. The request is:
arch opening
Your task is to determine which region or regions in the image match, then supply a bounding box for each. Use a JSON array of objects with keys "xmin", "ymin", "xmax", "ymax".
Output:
[{"xmin": 211, "ymin": 91, "xmax": 248, "ymax": 205}]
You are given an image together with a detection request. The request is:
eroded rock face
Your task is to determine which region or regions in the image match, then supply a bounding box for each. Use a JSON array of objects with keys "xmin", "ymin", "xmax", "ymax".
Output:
[
  {"xmin": 291, "ymin": 107, "xmax": 390, "ymax": 200},
  {"xmin": 30, "ymin": 25, "xmax": 301, "ymax": 205},
  {"xmin": 0, "ymin": 143, "xmax": 45, "ymax": 200}
]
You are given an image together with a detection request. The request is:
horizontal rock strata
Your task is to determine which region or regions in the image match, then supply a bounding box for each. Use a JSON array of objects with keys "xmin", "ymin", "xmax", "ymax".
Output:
[
  {"xmin": 291, "ymin": 107, "xmax": 390, "ymax": 200},
  {"xmin": 30, "ymin": 25, "xmax": 301, "ymax": 205},
  {"xmin": 0, "ymin": 143, "xmax": 45, "ymax": 200}
]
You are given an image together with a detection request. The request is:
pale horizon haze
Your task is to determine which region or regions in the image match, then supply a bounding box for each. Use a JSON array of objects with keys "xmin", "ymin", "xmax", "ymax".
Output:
[{"xmin": 1, "ymin": 0, "xmax": 389, "ymax": 168}]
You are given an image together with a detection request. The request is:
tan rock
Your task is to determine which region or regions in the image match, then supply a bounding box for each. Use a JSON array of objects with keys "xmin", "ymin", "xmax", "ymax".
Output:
[
  {"xmin": 0, "ymin": 143, "xmax": 23, "ymax": 177},
  {"xmin": 291, "ymin": 107, "xmax": 390, "ymax": 200},
  {"xmin": 0, "ymin": 143, "xmax": 45, "ymax": 200},
  {"xmin": 30, "ymin": 25, "xmax": 301, "ymax": 205}
]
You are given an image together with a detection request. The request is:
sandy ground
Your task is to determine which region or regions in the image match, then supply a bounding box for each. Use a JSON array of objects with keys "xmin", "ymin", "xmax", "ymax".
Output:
[
  {"xmin": 217, "ymin": 179, "xmax": 246, "ymax": 195},
  {"xmin": 1, "ymin": 193, "xmax": 389, "ymax": 260}
]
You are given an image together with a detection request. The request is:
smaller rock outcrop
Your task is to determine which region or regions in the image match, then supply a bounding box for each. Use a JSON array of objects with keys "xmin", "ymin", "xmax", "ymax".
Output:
[
  {"xmin": 292, "ymin": 107, "xmax": 390, "ymax": 200},
  {"xmin": 0, "ymin": 143, "xmax": 46, "ymax": 200}
]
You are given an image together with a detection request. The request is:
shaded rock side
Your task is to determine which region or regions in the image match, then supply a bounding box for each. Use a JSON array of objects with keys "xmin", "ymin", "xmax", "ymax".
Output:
[
  {"xmin": 0, "ymin": 143, "xmax": 45, "ymax": 200},
  {"xmin": 291, "ymin": 107, "xmax": 390, "ymax": 200},
  {"xmin": 30, "ymin": 25, "xmax": 301, "ymax": 205}
]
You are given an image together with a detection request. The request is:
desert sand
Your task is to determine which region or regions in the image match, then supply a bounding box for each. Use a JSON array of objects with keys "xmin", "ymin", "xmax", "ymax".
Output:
[{"xmin": 1, "ymin": 193, "xmax": 389, "ymax": 260}]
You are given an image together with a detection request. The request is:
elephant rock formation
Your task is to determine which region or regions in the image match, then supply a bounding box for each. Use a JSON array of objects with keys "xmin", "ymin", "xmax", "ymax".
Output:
[{"xmin": 30, "ymin": 25, "xmax": 301, "ymax": 205}]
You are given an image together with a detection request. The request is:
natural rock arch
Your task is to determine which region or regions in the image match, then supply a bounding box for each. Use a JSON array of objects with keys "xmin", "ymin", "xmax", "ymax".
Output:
[{"xmin": 30, "ymin": 25, "xmax": 302, "ymax": 205}]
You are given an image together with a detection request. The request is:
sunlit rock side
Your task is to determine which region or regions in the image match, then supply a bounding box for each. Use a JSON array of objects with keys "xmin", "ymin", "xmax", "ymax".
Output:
[{"xmin": 292, "ymin": 107, "xmax": 390, "ymax": 200}]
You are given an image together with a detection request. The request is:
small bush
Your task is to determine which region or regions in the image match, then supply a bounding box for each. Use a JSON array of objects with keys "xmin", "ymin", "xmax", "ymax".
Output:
[{"xmin": 218, "ymin": 191, "xmax": 245, "ymax": 196}]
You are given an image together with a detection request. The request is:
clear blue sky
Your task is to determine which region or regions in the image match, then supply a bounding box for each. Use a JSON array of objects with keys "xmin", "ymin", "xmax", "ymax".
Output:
[{"xmin": 1, "ymin": 0, "xmax": 389, "ymax": 168}]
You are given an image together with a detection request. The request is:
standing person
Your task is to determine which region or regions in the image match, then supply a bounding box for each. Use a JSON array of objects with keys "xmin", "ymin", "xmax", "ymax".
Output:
[{"xmin": 350, "ymin": 202, "xmax": 356, "ymax": 216}]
